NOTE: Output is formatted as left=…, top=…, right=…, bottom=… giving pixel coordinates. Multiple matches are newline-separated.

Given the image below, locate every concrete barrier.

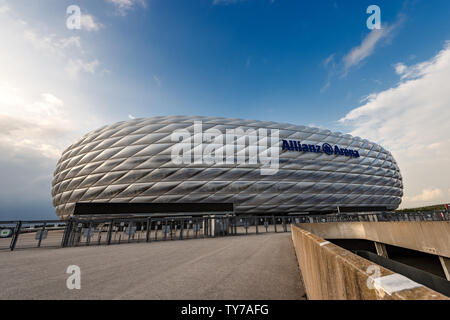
left=296, top=221, right=450, bottom=258
left=291, top=225, right=448, bottom=300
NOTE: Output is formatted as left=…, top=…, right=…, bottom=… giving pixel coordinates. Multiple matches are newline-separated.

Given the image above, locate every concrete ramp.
left=291, top=224, right=448, bottom=300
left=296, top=221, right=450, bottom=258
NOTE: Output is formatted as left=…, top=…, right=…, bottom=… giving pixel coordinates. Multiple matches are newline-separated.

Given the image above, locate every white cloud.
left=394, top=55, right=443, bottom=81
left=323, top=53, right=335, bottom=68
left=343, top=29, right=387, bottom=72
left=340, top=41, right=450, bottom=208
left=0, top=4, right=9, bottom=13
left=81, top=14, right=103, bottom=32
left=59, top=36, right=82, bottom=49
left=0, top=87, right=71, bottom=211
left=0, top=5, right=106, bottom=217
left=106, top=0, right=146, bottom=15
left=321, top=54, right=336, bottom=92
left=394, top=62, right=407, bottom=75
left=66, top=59, right=100, bottom=79
left=24, top=31, right=81, bottom=56
left=0, top=84, right=72, bottom=159
left=22, top=27, right=100, bottom=79
left=408, top=188, right=442, bottom=202
left=342, top=18, right=403, bottom=76
left=322, top=18, right=402, bottom=91
left=21, top=26, right=99, bottom=78
left=153, top=75, right=161, bottom=87
left=322, top=15, right=405, bottom=86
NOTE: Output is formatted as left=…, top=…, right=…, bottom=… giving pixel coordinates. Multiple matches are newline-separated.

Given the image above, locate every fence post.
left=107, top=219, right=114, bottom=245
left=127, top=222, right=132, bottom=243
left=273, top=215, right=277, bottom=233
left=10, top=221, right=22, bottom=251
left=97, top=223, right=104, bottom=245
left=180, top=219, right=184, bottom=240
left=86, top=221, right=93, bottom=246
left=61, top=219, right=73, bottom=247
left=146, top=218, right=151, bottom=242
left=209, top=217, right=212, bottom=238
left=164, top=219, right=168, bottom=241
left=71, top=222, right=78, bottom=246
left=255, top=217, right=258, bottom=234
left=37, top=222, right=47, bottom=248
left=230, top=217, right=233, bottom=235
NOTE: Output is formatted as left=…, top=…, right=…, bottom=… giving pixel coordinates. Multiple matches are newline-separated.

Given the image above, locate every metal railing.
left=60, top=215, right=299, bottom=248
left=0, top=220, right=68, bottom=251
left=307, top=210, right=450, bottom=223
left=1, top=210, right=448, bottom=251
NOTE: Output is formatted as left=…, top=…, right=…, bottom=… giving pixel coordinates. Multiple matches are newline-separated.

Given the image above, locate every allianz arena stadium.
left=51, top=116, right=403, bottom=219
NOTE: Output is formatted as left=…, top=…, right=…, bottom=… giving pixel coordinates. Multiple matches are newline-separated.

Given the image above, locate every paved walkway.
left=0, top=233, right=305, bottom=299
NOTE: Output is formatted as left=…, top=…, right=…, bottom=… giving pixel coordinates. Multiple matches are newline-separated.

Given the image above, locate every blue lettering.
left=334, top=145, right=341, bottom=155
left=289, top=140, right=295, bottom=151
left=282, top=140, right=361, bottom=159
left=282, top=140, right=290, bottom=151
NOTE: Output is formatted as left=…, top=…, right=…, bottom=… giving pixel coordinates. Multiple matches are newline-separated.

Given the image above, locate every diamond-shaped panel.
left=52, top=116, right=403, bottom=219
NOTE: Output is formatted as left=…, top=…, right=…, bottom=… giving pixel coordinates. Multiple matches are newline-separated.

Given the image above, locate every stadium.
left=51, top=116, right=403, bottom=219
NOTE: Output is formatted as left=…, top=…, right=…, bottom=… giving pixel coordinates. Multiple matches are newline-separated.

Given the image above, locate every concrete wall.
left=291, top=225, right=448, bottom=300
left=296, top=221, right=450, bottom=258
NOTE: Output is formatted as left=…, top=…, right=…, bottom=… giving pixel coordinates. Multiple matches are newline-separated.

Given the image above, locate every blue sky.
left=0, top=0, right=449, bottom=219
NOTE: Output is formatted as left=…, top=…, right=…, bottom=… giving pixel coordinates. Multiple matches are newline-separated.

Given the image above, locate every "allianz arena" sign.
left=281, top=140, right=361, bottom=158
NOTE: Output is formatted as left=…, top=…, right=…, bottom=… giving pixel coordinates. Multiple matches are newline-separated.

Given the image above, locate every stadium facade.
left=52, top=116, right=403, bottom=219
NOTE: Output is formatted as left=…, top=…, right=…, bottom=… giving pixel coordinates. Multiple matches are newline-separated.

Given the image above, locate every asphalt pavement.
left=0, top=232, right=305, bottom=300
